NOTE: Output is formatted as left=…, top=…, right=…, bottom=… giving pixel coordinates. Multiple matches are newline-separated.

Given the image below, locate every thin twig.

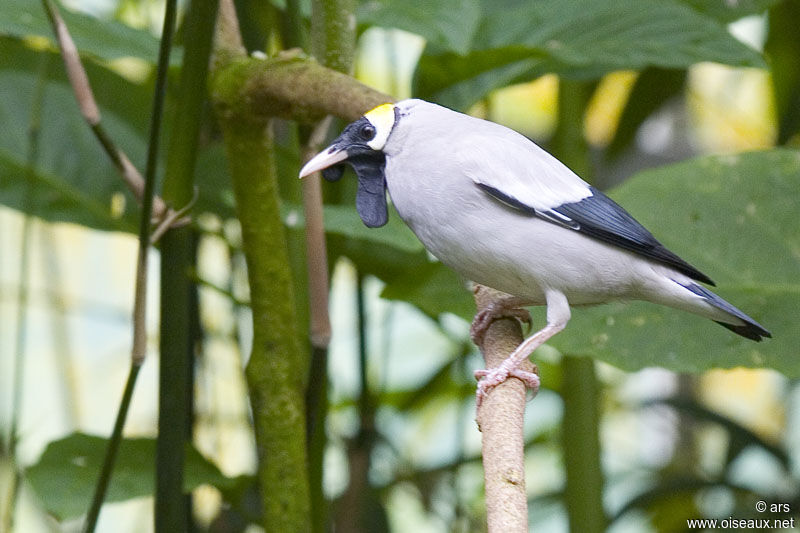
left=41, top=0, right=188, bottom=229
left=473, top=285, right=535, bottom=533
left=131, top=0, right=178, bottom=364
left=150, top=187, right=199, bottom=244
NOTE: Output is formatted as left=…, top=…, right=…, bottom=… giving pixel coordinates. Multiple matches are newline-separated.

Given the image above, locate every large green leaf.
left=554, top=149, right=800, bottom=375
left=25, top=432, right=239, bottom=520
left=679, top=0, right=781, bottom=22
left=0, top=43, right=147, bottom=232
left=357, top=0, right=482, bottom=55
left=0, top=39, right=233, bottom=231
left=1, top=0, right=162, bottom=62
left=415, top=0, right=766, bottom=110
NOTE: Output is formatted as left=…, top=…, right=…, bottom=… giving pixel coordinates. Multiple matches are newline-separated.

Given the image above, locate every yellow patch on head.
left=364, top=103, right=396, bottom=150
left=365, top=103, right=395, bottom=122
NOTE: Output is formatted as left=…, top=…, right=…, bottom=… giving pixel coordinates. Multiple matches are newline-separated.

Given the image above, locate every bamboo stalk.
left=155, top=0, right=219, bottom=530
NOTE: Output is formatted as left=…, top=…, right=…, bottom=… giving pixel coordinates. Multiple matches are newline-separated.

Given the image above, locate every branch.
left=41, top=0, right=187, bottom=228
left=212, top=53, right=392, bottom=124
left=473, top=285, right=534, bottom=533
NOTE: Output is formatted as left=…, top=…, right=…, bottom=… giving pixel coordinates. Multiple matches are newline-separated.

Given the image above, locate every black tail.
left=683, top=283, right=771, bottom=342
left=714, top=320, right=771, bottom=342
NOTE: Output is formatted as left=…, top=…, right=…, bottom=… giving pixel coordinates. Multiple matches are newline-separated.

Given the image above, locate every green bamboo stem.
left=83, top=364, right=142, bottom=533
left=84, top=0, right=178, bottom=529
left=552, top=79, right=606, bottom=533
left=156, top=0, right=219, bottom=530
left=560, top=357, right=605, bottom=533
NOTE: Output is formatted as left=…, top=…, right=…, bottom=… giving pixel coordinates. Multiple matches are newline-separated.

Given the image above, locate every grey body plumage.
left=300, top=98, right=770, bottom=404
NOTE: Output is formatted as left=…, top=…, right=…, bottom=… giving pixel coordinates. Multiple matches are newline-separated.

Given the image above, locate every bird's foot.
left=470, top=305, right=532, bottom=346
left=474, top=360, right=540, bottom=409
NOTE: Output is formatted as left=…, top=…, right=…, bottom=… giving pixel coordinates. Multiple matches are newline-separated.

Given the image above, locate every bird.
left=299, top=99, right=771, bottom=407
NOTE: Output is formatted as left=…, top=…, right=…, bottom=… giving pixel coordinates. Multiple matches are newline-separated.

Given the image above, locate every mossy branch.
left=212, top=54, right=391, bottom=124
left=218, top=118, right=311, bottom=532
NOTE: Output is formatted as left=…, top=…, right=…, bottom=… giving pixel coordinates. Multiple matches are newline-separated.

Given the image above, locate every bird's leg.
left=474, top=291, right=570, bottom=408
left=469, top=292, right=532, bottom=346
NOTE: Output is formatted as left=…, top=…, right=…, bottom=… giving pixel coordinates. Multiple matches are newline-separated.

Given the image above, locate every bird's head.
left=299, top=103, right=399, bottom=228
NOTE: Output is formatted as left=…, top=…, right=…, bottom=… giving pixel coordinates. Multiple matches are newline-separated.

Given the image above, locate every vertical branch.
left=552, top=78, right=606, bottom=533
left=213, top=3, right=312, bottom=531
left=474, top=286, right=531, bottom=533
left=302, top=122, right=334, bottom=533
left=219, top=116, right=311, bottom=533
left=156, top=0, right=219, bottom=531
left=311, top=0, right=356, bottom=74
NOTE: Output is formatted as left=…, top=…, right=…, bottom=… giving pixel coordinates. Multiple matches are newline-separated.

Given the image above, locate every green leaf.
left=0, top=43, right=148, bottom=232
left=679, top=0, right=781, bottom=22
left=416, top=0, right=765, bottom=110
left=1, top=0, right=162, bottom=62
left=25, top=433, right=239, bottom=520
left=1, top=38, right=153, bottom=134
left=357, top=0, right=482, bottom=55
left=0, top=39, right=235, bottom=230
left=552, top=149, right=800, bottom=376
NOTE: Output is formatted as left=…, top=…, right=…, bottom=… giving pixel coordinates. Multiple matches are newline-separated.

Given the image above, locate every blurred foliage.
left=25, top=433, right=242, bottom=521
left=1, top=0, right=799, bottom=531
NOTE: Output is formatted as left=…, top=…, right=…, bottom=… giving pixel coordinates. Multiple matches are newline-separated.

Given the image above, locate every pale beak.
left=299, top=145, right=349, bottom=178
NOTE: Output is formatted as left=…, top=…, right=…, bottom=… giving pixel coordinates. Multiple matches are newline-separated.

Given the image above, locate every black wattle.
left=349, top=151, right=389, bottom=228
left=355, top=169, right=388, bottom=228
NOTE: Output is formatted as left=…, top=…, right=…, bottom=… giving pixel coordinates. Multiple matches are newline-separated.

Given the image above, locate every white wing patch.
left=461, top=130, right=592, bottom=212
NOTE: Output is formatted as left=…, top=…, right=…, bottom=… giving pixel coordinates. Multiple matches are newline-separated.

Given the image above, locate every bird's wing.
left=463, top=136, right=714, bottom=285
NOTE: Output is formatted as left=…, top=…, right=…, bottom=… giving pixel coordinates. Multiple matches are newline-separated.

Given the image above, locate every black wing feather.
left=477, top=183, right=714, bottom=285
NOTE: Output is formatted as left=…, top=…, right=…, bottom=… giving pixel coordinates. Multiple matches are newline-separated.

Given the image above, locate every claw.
left=474, top=362, right=540, bottom=409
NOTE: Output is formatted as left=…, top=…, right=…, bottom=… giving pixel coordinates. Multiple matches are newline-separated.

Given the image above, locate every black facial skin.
left=325, top=117, right=389, bottom=228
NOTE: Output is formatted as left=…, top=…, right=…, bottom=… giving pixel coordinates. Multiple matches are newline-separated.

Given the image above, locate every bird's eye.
left=360, top=123, right=376, bottom=140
